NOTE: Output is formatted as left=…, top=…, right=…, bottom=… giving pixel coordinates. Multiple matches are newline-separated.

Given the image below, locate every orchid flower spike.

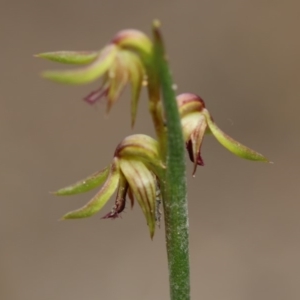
left=177, top=93, right=270, bottom=176
left=36, top=30, right=153, bottom=127
left=54, top=134, right=164, bottom=239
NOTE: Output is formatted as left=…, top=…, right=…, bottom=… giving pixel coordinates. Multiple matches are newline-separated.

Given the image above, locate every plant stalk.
left=146, top=59, right=167, bottom=157
left=152, top=21, right=190, bottom=300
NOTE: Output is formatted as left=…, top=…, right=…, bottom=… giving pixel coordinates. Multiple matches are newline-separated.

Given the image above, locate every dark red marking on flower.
left=177, top=93, right=205, bottom=108
left=114, top=142, right=157, bottom=159
left=130, top=164, right=154, bottom=218
left=102, top=211, right=121, bottom=219
left=83, top=86, right=108, bottom=105
left=127, top=187, right=135, bottom=209
left=186, top=140, right=204, bottom=166
left=102, top=195, right=126, bottom=219
left=111, top=29, right=146, bottom=45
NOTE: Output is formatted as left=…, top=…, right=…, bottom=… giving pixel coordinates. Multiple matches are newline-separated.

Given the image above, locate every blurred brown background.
left=1, top=0, right=299, bottom=299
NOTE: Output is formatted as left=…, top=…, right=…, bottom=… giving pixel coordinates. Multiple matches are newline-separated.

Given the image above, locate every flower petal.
left=83, top=80, right=109, bottom=105
left=186, top=140, right=204, bottom=167
left=35, top=51, right=99, bottom=65
left=106, top=55, right=128, bottom=113
left=119, top=159, right=156, bottom=238
left=203, top=110, right=269, bottom=162
left=127, top=187, right=135, bottom=209
left=102, top=171, right=128, bottom=219
left=190, top=115, right=207, bottom=175
left=121, top=51, right=145, bottom=128
left=62, top=159, right=120, bottom=219
left=42, top=44, right=117, bottom=85
left=181, top=112, right=202, bottom=142
left=54, top=166, right=109, bottom=196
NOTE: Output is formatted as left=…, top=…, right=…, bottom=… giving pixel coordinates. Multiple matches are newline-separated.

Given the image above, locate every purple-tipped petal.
left=83, top=83, right=109, bottom=105
left=186, top=140, right=204, bottom=166
left=190, top=116, right=207, bottom=175
left=102, top=172, right=128, bottom=219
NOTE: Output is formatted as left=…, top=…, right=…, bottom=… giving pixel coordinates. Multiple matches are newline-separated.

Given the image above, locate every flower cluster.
left=38, top=28, right=269, bottom=239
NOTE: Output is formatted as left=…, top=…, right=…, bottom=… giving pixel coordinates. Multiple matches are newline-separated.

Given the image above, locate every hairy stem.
left=152, top=21, right=190, bottom=300
left=146, top=60, right=167, bottom=157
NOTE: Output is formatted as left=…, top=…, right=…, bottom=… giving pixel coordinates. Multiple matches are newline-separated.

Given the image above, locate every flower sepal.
left=62, top=158, right=120, bottom=219
left=54, top=166, right=109, bottom=196
left=40, top=45, right=118, bottom=85
left=202, top=109, right=270, bottom=162
left=35, top=51, right=99, bottom=65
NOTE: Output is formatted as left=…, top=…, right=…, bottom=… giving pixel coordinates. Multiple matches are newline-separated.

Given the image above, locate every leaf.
left=41, top=44, right=117, bottom=85
left=54, top=166, right=109, bottom=196
left=62, top=160, right=120, bottom=219
left=35, top=51, right=99, bottom=65
left=204, top=110, right=269, bottom=162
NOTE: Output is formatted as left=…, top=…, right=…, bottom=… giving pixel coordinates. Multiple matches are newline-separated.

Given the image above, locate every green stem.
left=152, top=21, right=190, bottom=300
left=146, top=60, right=167, bottom=157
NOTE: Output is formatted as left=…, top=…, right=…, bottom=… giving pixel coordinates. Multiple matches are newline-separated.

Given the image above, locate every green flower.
left=36, top=30, right=153, bottom=127
left=55, top=134, right=164, bottom=238
left=177, top=93, right=270, bottom=175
